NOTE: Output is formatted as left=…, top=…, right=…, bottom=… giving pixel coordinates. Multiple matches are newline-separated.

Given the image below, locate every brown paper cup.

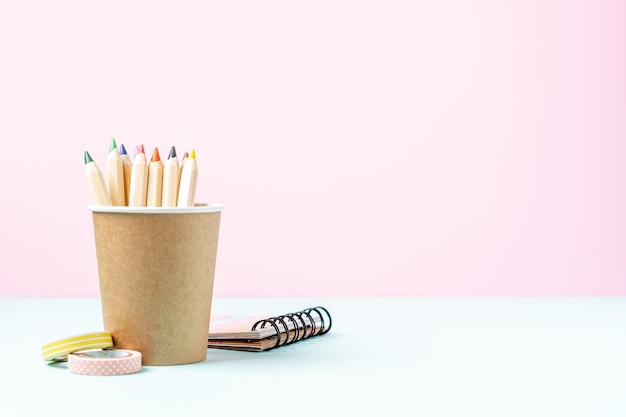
left=89, top=203, right=225, bottom=365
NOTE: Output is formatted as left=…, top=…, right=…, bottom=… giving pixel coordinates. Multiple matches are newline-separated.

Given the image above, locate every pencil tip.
left=151, top=147, right=161, bottom=162
left=119, top=144, right=127, bottom=155
left=109, top=138, right=117, bottom=152
left=138, top=144, right=145, bottom=154
left=84, top=151, right=93, bottom=164
left=168, top=146, right=177, bottom=159
left=183, top=152, right=189, bottom=159
left=190, top=149, right=196, bottom=159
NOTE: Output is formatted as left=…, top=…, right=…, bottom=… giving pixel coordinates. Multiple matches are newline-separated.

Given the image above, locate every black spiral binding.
left=250, top=306, right=332, bottom=351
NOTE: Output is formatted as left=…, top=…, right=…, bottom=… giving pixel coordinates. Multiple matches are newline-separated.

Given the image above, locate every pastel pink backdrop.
left=1, top=1, right=625, bottom=297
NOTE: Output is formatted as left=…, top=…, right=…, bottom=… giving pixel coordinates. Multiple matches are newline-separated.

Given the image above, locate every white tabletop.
left=1, top=297, right=625, bottom=416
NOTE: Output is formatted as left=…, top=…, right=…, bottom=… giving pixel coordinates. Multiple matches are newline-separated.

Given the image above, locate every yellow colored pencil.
left=84, top=151, right=112, bottom=206
left=106, top=138, right=125, bottom=206
left=119, top=144, right=132, bottom=206
left=177, top=149, right=198, bottom=207
left=128, top=144, right=149, bottom=206
left=161, top=146, right=179, bottom=207
left=146, top=147, right=164, bottom=207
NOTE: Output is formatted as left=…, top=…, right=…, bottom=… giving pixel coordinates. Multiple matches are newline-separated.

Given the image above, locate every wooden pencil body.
left=177, top=158, right=198, bottom=207
left=146, top=159, right=164, bottom=207
left=162, top=157, right=180, bottom=207
left=86, top=162, right=112, bottom=206
left=129, top=153, right=148, bottom=206
left=120, top=154, right=132, bottom=206
left=107, top=150, right=125, bottom=206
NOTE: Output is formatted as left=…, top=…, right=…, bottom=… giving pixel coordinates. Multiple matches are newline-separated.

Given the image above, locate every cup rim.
left=88, top=203, right=225, bottom=214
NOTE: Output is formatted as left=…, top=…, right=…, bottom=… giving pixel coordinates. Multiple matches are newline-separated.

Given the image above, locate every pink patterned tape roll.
left=68, top=349, right=142, bottom=376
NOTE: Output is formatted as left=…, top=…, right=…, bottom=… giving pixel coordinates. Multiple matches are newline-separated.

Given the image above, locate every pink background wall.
left=1, top=1, right=625, bottom=297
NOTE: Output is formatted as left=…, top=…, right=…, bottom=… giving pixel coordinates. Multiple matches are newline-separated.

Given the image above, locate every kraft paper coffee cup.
left=89, top=203, right=225, bottom=365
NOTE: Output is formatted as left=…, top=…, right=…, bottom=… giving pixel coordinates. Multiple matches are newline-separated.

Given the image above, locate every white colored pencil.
left=178, top=151, right=188, bottom=192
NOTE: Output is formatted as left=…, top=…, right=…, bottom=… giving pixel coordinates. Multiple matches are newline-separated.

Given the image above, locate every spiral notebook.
left=207, top=306, right=332, bottom=352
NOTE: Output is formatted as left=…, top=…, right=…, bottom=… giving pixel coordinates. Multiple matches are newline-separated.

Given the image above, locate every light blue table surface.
left=1, top=297, right=624, bottom=416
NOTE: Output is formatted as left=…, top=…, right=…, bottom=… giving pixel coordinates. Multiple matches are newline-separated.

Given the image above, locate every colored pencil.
left=128, top=144, right=149, bottom=206
left=178, top=151, right=188, bottom=191
left=177, top=149, right=198, bottom=207
left=161, top=146, right=180, bottom=207
left=119, top=144, right=132, bottom=206
left=106, top=138, right=125, bottom=206
left=84, top=151, right=112, bottom=206
left=146, top=147, right=164, bottom=207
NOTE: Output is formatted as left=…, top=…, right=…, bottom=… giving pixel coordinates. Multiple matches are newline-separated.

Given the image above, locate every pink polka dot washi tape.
left=68, top=349, right=142, bottom=376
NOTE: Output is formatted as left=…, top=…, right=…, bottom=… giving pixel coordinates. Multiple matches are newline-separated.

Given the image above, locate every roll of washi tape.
left=68, top=349, right=142, bottom=376
left=41, top=332, right=113, bottom=362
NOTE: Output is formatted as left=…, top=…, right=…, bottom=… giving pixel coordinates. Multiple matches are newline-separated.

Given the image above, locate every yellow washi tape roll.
left=68, top=349, right=142, bottom=376
left=41, top=332, right=113, bottom=362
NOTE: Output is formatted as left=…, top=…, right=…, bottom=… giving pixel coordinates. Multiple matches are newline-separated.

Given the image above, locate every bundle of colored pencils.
left=85, top=139, right=198, bottom=207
